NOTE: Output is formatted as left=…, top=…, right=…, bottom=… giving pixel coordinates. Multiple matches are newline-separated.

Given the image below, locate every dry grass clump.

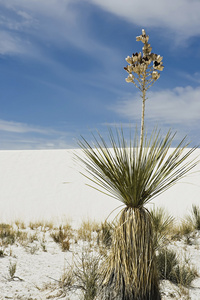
left=50, top=224, right=73, bottom=251
left=150, top=207, right=174, bottom=248
left=15, top=220, right=26, bottom=230
left=15, top=230, right=28, bottom=246
left=0, top=223, right=16, bottom=246
left=28, top=231, right=39, bottom=243
left=97, top=221, right=113, bottom=248
left=29, top=220, right=55, bottom=232
left=77, top=220, right=100, bottom=242
left=60, top=249, right=101, bottom=300
left=156, top=248, right=198, bottom=287
left=8, top=260, right=17, bottom=280
left=170, top=206, right=200, bottom=243
left=187, top=205, right=200, bottom=231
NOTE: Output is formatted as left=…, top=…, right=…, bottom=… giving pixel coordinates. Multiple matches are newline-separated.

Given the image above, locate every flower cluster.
left=124, top=29, right=164, bottom=86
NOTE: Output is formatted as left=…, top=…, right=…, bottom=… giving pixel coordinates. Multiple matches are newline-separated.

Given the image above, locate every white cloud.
left=0, top=31, right=27, bottom=55
left=0, top=0, right=199, bottom=59
left=0, top=119, right=76, bottom=149
left=0, top=119, right=65, bottom=135
left=0, top=0, right=77, bottom=50
left=0, top=0, right=119, bottom=69
left=86, top=0, right=200, bottom=40
left=113, top=86, right=200, bottom=125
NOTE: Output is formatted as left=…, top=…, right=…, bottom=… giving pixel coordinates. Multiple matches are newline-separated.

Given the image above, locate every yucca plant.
left=77, top=29, right=198, bottom=300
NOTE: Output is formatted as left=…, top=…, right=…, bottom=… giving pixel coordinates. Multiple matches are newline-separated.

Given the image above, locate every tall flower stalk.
left=124, top=29, right=164, bottom=150
left=77, top=29, right=197, bottom=300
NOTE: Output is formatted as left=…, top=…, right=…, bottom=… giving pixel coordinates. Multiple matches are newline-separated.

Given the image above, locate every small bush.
left=150, top=207, right=174, bottom=248
left=97, top=221, right=113, bottom=247
left=171, top=220, right=194, bottom=241
left=51, top=225, right=72, bottom=251
left=189, top=205, right=200, bottom=230
left=77, top=220, right=100, bottom=242
left=170, top=264, right=198, bottom=287
left=61, top=240, right=70, bottom=251
left=60, top=264, right=75, bottom=293
left=8, top=260, right=17, bottom=279
left=0, top=248, right=5, bottom=257
left=156, top=248, right=178, bottom=280
left=0, top=223, right=16, bottom=246
left=73, top=251, right=100, bottom=300
left=15, top=220, right=26, bottom=229
left=26, top=244, right=39, bottom=255
left=28, top=232, right=39, bottom=243
left=180, top=221, right=194, bottom=236
left=156, top=248, right=198, bottom=288
left=16, top=230, right=28, bottom=245
left=59, top=249, right=101, bottom=299
left=29, top=221, right=45, bottom=230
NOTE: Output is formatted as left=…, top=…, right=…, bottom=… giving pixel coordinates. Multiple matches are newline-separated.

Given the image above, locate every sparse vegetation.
left=50, top=224, right=72, bottom=251
left=156, top=247, right=198, bottom=288
left=97, top=221, right=113, bottom=248
left=187, top=205, right=200, bottom=230
left=77, top=220, right=100, bottom=242
left=0, top=213, right=199, bottom=299
left=8, top=260, right=17, bottom=280
left=60, top=249, right=101, bottom=300
left=150, top=207, right=174, bottom=248
left=0, top=223, right=16, bottom=246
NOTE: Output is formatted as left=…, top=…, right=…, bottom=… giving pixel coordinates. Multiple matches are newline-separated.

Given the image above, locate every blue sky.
left=0, top=0, right=200, bottom=149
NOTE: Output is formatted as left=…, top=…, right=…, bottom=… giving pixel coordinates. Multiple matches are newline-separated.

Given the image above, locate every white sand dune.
left=0, top=149, right=199, bottom=225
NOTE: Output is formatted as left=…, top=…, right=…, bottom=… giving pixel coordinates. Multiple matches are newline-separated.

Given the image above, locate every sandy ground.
left=0, top=224, right=200, bottom=299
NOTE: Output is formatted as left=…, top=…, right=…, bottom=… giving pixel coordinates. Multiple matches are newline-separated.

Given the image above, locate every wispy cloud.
left=0, top=119, right=65, bottom=135
left=0, top=30, right=28, bottom=55
left=0, top=0, right=121, bottom=87
left=0, top=119, right=76, bottom=149
left=87, top=0, right=200, bottom=40
left=112, top=86, right=200, bottom=125
left=0, top=0, right=115, bottom=57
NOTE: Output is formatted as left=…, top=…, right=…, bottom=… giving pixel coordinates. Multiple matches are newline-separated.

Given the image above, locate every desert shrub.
left=8, top=260, right=17, bottom=280
left=97, top=221, right=113, bottom=248
left=171, top=220, right=194, bottom=241
left=156, top=248, right=178, bottom=280
left=43, top=221, right=54, bottom=231
left=77, top=220, right=100, bottom=242
left=61, top=240, right=70, bottom=251
left=170, top=264, right=198, bottom=287
left=51, top=225, right=72, bottom=251
left=156, top=248, right=198, bottom=288
left=0, top=248, right=5, bottom=257
left=188, top=205, right=200, bottom=230
left=16, top=230, right=28, bottom=245
left=180, top=221, right=194, bottom=236
left=15, top=220, right=26, bottom=229
left=29, top=221, right=45, bottom=230
left=60, top=264, right=75, bottom=294
left=59, top=250, right=101, bottom=300
left=73, top=250, right=100, bottom=300
left=26, top=244, right=39, bottom=255
left=51, top=226, right=68, bottom=243
left=0, top=223, right=16, bottom=246
left=28, top=232, right=39, bottom=243
left=150, top=207, right=174, bottom=248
